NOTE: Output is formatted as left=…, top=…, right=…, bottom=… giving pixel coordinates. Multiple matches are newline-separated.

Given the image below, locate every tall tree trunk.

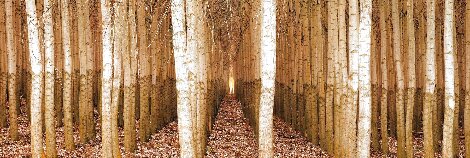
left=405, top=0, right=416, bottom=156
left=124, top=0, right=137, bottom=152
left=335, top=0, right=346, bottom=156
left=465, top=0, right=470, bottom=156
left=0, top=0, right=7, bottom=128
left=442, top=0, right=456, bottom=156
left=100, top=0, right=113, bottom=156
left=357, top=0, right=372, bottom=157
left=26, top=0, right=44, bottom=156
left=326, top=0, right=337, bottom=153
left=258, top=0, right=276, bottom=157
left=5, top=0, right=18, bottom=141
left=347, top=0, right=359, bottom=156
left=391, top=0, right=406, bottom=156
left=379, top=0, right=389, bottom=153
left=171, top=0, right=195, bottom=156
left=60, top=0, right=75, bottom=151
left=137, top=0, right=150, bottom=142
left=44, top=0, right=57, bottom=156
left=424, top=0, right=436, bottom=157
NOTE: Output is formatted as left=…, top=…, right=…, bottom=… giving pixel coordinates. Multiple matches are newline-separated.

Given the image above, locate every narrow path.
left=206, top=96, right=329, bottom=158
left=206, top=96, right=258, bottom=157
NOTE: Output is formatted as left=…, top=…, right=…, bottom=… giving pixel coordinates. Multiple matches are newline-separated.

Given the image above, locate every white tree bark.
left=424, top=0, right=436, bottom=157
left=348, top=0, right=359, bottom=156
left=100, top=0, right=113, bottom=157
left=259, top=0, right=276, bottom=157
left=442, top=0, right=456, bottom=156
left=44, top=0, right=57, bottom=156
left=357, top=0, right=372, bottom=157
left=25, top=0, right=44, bottom=156
left=171, top=0, right=195, bottom=157
left=61, top=0, right=75, bottom=151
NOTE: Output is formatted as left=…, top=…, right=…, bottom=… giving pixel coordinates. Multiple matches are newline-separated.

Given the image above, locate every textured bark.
left=0, top=0, right=6, bottom=128
left=424, top=0, right=436, bottom=157
left=357, top=0, right=372, bottom=157
left=442, top=0, right=456, bottom=156
left=326, top=0, right=337, bottom=153
left=78, top=0, right=93, bottom=143
left=347, top=0, right=360, bottom=156
left=100, top=0, right=113, bottom=157
left=60, top=0, right=75, bottom=151
left=335, top=0, right=346, bottom=156
left=26, top=0, right=44, bottom=156
left=5, top=0, right=18, bottom=141
left=124, top=0, right=137, bottom=152
left=379, top=0, right=389, bottom=153
left=466, top=0, right=470, bottom=156
left=405, top=0, right=416, bottom=156
left=44, top=0, right=57, bottom=156
left=391, top=0, right=406, bottom=156
left=137, top=0, right=150, bottom=142
left=258, top=1, right=276, bottom=157
left=171, top=0, right=195, bottom=156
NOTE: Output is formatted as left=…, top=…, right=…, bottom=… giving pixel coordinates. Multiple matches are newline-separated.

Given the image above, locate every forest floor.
left=0, top=97, right=465, bottom=157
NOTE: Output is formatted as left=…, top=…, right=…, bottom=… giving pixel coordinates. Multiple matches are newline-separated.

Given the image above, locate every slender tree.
left=379, top=0, right=389, bottom=153
left=391, top=0, right=406, bottom=156
left=44, top=0, right=57, bottom=156
left=5, top=0, right=18, bottom=141
left=124, top=0, right=137, bottom=152
left=258, top=0, right=276, bottom=157
left=100, top=0, right=113, bottom=156
left=61, top=0, right=75, bottom=151
left=424, top=0, right=436, bottom=157
left=26, top=0, right=44, bottom=156
left=405, top=0, right=416, bottom=156
left=442, top=0, right=456, bottom=156
left=171, top=0, right=195, bottom=156
left=347, top=0, right=359, bottom=156
left=0, top=0, right=7, bottom=128
left=466, top=0, right=470, bottom=156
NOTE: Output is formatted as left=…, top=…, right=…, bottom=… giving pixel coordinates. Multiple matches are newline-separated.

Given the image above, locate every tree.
left=347, top=0, right=359, bottom=156
left=44, top=0, right=57, bottom=156
left=258, top=0, right=276, bottom=157
left=137, top=0, right=150, bottom=142
left=25, top=0, right=44, bottom=156
left=405, top=0, right=416, bottom=156
left=78, top=0, right=94, bottom=143
left=5, top=0, right=18, bottom=141
left=424, top=0, right=436, bottom=157
left=357, top=0, right=372, bottom=157
left=326, top=0, right=338, bottom=153
left=0, top=0, right=7, bottom=128
left=100, top=0, right=113, bottom=156
left=442, top=0, right=456, bottom=156
left=465, top=0, right=470, bottom=156
left=123, top=0, right=137, bottom=152
left=379, top=0, right=389, bottom=153
left=61, top=0, right=75, bottom=151
left=391, top=0, right=406, bottom=156
left=171, top=0, right=195, bottom=156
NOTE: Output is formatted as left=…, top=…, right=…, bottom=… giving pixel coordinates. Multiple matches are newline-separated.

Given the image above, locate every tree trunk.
left=44, top=0, right=57, bottom=156
left=258, top=1, right=276, bottom=157
left=465, top=0, right=470, bottom=156
left=124, top=0, right=137, bottom=152
left=60, top=0, right=75, bottom=151
left=424, top=0, right=436, bottom=157
left=25, top=0, right=44, bottom=156
left=137, top=0, right=150, bottom=142
left=442, top=0, right=456, bottom=156
left=6, top=0, right=18, bottom=141
left=100, top=0, right=113, bottom=157
left=405, top=0, right=416, bottom=156
left=0, top=0, right=7, bottom=128
left=326, top=0, right=337, bottom=153
left=379, top=0, right=389, bottom=153
left=171, top=0, right=195, bottom=156
left=347, top=0, right=360, bottom=156
left=357, top=0, right=372, bottom=157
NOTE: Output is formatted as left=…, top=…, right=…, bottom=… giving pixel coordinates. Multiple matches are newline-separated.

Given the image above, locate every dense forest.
left=0, top=0, right=469, bottom=157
